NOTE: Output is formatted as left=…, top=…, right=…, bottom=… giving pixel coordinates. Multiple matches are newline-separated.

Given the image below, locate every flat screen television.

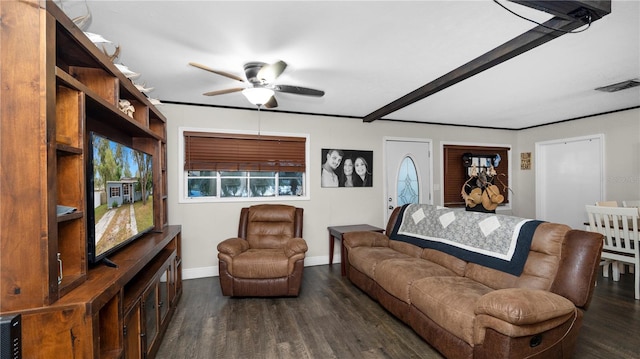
left=86, top=132, right=154, bottom=266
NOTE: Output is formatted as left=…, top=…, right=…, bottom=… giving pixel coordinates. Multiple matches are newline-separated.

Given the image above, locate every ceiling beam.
left=363, top=5, right=610, bottom=123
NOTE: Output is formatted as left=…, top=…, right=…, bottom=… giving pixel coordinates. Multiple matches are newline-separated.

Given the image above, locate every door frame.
left=383, top=137, right=433, bottom=222
left=535, top=134, right=605, bottom=226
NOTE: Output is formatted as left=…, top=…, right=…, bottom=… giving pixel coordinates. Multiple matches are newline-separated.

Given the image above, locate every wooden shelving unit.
left=0, top=1, right=179, bottom=358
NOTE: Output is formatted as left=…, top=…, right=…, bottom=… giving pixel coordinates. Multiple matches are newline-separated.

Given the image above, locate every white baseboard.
left=181, top=255, right=335, bottom=280
left=182, top=266, right=218, bottom=280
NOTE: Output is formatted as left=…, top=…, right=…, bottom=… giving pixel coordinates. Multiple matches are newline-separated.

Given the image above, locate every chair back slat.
left=586, top=205, right=639, bottom=258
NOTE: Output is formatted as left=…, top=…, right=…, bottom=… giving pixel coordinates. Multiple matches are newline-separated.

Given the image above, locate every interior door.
left=384, top=138, right=432, bottom=221
left=536, top=134, right=604, bottom=229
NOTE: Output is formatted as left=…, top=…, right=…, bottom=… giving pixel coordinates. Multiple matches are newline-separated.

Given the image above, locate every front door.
left=384, top=138, right=432, bottom=221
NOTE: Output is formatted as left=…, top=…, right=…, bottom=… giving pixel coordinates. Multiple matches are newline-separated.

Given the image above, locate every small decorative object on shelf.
left=118, top=99, right=135, bottom=117
left=102, top=44, right=120, bottom=62
left=114, top=64, right=140, bottom=79
left=84, top=31, right=111, bottom=44
left=135, top=83, right=154, bottom=93
left=56, top=205, right=77, bottom=216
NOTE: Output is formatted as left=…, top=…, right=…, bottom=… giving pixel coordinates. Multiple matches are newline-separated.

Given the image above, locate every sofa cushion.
left=410, top=276, right=494, bottom=346
left=348, top=246, right=411, bottom=279
left=232, top=249, right=290, bottom=278
left=464, top=263, right=517, bottom=290
left=420, top=248, right=467, bottom=276
left=389, top=240, right=424, bottom=257
left=375, top=258, right=458, bottom=303
left=514, top=223, right=568, bottom=290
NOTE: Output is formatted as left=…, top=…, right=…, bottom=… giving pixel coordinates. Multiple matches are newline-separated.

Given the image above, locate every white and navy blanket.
left=389, top=204, right=543, bottom=276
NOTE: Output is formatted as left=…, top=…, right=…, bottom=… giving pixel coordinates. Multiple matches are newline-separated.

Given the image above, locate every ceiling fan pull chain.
left=257, top=105, right=262, bottom=136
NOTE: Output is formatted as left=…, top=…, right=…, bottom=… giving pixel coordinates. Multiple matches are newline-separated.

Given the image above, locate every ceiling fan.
left=189, top=60, right=325, bottom=108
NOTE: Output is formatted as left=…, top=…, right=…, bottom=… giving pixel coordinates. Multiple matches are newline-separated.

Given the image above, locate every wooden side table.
left=327, top=224, right=384, bottom=276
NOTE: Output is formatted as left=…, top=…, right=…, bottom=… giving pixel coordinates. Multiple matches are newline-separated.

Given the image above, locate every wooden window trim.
left=443, top=145, right=510, bottom=207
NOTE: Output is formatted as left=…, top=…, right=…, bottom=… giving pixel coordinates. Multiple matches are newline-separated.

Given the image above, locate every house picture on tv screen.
left=90, top=133, right=154, bottom=260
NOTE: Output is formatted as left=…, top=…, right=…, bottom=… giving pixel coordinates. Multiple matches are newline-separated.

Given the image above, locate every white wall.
left=160, top=103, right=515, bottom=278
left=513, top=108, right=640, bottom=219
left=160, top=104, right=639, bottom=279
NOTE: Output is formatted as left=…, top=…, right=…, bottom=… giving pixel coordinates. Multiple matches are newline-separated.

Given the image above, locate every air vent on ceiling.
left=595, top=79, right=640, bottom=93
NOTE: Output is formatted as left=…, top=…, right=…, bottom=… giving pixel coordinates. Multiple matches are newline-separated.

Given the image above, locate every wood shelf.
left=56, top=67, right=163, bottom=141
left=1, top=2, right=176, bottom=358
left=56, top=211, right=83, bottom=223
left=57, top=144, right=83, bottom=155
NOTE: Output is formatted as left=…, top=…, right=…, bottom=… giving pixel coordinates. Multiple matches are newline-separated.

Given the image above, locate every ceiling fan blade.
left=264, top=96, right=278, bottom=109
left=189, top=62, right=245, bottom=82
left=257, top=60, right=287, bottom=83
left=274, top=84, right=324, bottom=97
left=202, top=87, right=244, bottom=96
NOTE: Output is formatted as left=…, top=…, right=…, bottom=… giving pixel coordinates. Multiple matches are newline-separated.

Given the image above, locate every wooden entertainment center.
left=0, top=1, right=181, bottom=358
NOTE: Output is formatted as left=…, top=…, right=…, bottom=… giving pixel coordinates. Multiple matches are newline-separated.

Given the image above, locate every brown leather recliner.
left=217, top=204, right=307, bottom=297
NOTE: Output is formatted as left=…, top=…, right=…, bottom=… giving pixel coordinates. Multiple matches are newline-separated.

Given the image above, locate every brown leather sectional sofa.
left=343, top=206, right=603, bottom=359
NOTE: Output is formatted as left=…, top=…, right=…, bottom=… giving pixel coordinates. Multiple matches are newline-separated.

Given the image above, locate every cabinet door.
left=142, top=283, right=158, bottom=354
left=123, top=302, right=142, bottom=359
left=158, top=264, right=170, bottom=326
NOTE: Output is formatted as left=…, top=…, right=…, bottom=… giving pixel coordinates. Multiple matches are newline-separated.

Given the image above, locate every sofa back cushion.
left=420, top=249, right=467, bottom=276
left=389, top=240, right=423, bottom=257
left=465, top=223, right=569, bottom=290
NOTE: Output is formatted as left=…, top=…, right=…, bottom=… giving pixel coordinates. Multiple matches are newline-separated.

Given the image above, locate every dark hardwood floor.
left=156, top=265, right=640, bottom=359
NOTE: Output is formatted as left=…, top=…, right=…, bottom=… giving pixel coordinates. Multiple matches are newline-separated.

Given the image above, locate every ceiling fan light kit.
left=190, top=60, right=325, bottom=109
left=242, top=87, right=275, bottom=106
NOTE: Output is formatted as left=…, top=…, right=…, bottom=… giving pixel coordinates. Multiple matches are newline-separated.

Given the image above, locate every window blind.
left=184, top=131, right=306, bottom=172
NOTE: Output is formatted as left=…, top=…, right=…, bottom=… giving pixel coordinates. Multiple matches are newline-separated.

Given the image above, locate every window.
left=181, top=129, right=309, bottom=202
left=442, top=144, right=510, bottom=207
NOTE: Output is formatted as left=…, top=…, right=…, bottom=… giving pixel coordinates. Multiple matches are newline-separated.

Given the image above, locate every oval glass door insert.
left=397, top=156, right=419, bottom=206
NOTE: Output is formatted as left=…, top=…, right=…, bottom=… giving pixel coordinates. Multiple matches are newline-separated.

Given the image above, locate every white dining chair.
left=586, top=205, right=639, bottom=300
left=594, top=201, right=621, bottom=276
left=596, top=201, right=618, bottom=207
left=622, top=201, right=640, bottom=275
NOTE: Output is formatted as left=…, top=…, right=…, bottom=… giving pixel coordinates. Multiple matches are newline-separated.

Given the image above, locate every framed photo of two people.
left=321, top=148, right=373, bottom=188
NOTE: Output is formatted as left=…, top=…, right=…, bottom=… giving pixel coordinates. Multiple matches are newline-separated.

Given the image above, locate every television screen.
left=87, top=132, right=154, bottom=265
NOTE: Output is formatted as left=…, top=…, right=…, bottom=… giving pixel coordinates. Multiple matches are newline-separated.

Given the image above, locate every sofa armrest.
left=343, top=231, right=390, bottom=249
left=550, top=229, right=603, bottom=310
left=475, top=288, right=575, bottom=325
left=217, top=237, right=249, bottom=257
left=285, top=237, right=308, bottom=257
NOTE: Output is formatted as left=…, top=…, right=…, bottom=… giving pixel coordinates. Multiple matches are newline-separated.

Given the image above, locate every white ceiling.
left=58, top=0, right=640, bottom=129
